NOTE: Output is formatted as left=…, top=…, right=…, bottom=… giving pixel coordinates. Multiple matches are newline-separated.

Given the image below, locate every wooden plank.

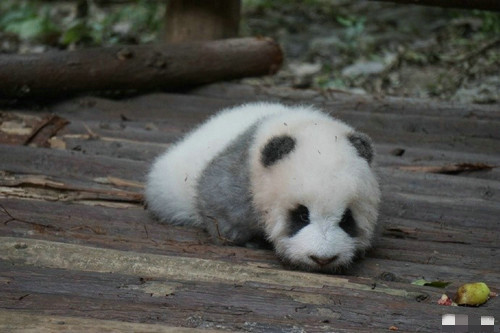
left=381, top=191, right=500, bottom=229
left=49, top=94, right=234, bottom=122
left=0, top=173, right=142, bottom=205
left=0, top=237, right=428, bottom=299
left=189, top=83, right=500, bottom=120
left=370, top=238, right=499, bottom=271
left=378, top=168, right=500, bottom=202
left=2, top=144, right=498, bottom=232
left=0, top=112, right=68, bottom=146
left=348, top=257, right=500, bottom=286
left=1, top=196, right=498, bottom=284
left=0, top=198, right=277, bottom=266
left=0, top=309, right=219, bottom=333
left=48, top=92, right=500, bottom=154
left=37, top=91, right=500, bottom=158
left=50, top=90, right=500, bottom=128
left=2, top=238, right=497, bottom=332
left=31, top=118, right=500, bottom=169
left=2, top=142, right=498, bottom=233
left=52, top=134, right=168, bottom=162
left=2, top=145, right=499, bottom=232
left=36, top=112, right=500, bottom=170
left=377, top=145, right=500, bottom=181
left=0, top=144, right=146, bottom=183
left=1, top=84, right=499, bottom=331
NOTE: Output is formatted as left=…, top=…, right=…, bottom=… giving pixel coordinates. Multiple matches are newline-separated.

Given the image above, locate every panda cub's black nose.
left=309, top=255, right=338, bottom=266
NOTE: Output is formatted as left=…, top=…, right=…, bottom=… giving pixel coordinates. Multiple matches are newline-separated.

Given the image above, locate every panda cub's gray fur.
left=145, top=102, right=381, bottom=271
left=196, top=124, right=261, bottom=245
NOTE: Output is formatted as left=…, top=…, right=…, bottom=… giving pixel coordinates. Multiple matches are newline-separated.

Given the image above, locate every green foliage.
left=60, top=20, right=89, bottom=46
left=473, top=10, right=500, bottom=34
left=0, top=0, right=165, bottom=47
left=315, top=70, right=347, bottom=90
left=0, top=1, right=59, bottom=42
left=450, top=9, right=500, bottom=36
left=336, top=14, right=365, bottom=40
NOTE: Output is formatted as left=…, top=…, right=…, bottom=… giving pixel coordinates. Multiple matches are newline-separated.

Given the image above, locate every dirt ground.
left=1, top=0, right=499, bottom=104
left=241, top=1, right=500, bottom=104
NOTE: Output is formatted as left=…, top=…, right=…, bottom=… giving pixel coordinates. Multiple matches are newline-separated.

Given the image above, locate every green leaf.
left=61, top=21, right=88, bottom=45
left=412, top=279, right=428, bottom=286
left=5, top=17, right=46, bottom=40
left=412, top=279, right=452, bottom=288
left=336, top=16, right=354, bottom=27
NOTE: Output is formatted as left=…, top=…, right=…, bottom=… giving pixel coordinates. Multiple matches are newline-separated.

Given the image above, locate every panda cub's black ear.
left=347, top=132, right=374, bottom=165
left=261, top=135, right=296, bottom=167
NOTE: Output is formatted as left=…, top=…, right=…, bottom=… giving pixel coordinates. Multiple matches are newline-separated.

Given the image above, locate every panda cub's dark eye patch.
left=338, top=209, right=358, bottom=237
left=289, top=204, right=310, bottom=236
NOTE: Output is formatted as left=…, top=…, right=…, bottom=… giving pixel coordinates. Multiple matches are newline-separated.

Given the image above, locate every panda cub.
left=145, top=103, right=380, bottom=271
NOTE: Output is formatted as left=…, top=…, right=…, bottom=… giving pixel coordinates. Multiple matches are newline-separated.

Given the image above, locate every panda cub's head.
left=250, top=109, right=380, bottom=271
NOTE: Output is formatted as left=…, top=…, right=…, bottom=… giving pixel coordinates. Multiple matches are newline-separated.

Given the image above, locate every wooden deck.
left=1, top=83, right=499, bottom=332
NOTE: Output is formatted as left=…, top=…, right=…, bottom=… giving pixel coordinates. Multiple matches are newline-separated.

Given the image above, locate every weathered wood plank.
left=53, top=91, right=500, bottom=141
left=371, top=238, right=499, bottom=271
left=381, top=191, right=500, bottom=229
left=5, top=105, right=499, bottom=176
left=378, top=167, right=500, bottom=201
left=40, top=121, right=500, bottom=171
left=188, top=83, right=500, bottom=120
left=44, top=115, right=500, bottom=170
left=3, top=142, right=498, bottom=200
left=1, top=196, right=499, bottom=285
left=0, top=144, right=146, bottom=183
left=50, top=93, right=234, bottom=122
left=0, top=237, right=429, bottom=299
left=0, top=309, right=219, bottom=333
left=0, top=290, right=420, bottom=332
left=46, top=92, right=500, bottom=156
left=2, top=144, right=498, bottom=235
left=349, top=256, right=500, bottom=285
left=0, top=198, right=278, bottom=266
left=2, top=81, right=500, bottom=333
left=1, top=238, right=497, bottom=332
left=47, top=90, right=500, bottom=141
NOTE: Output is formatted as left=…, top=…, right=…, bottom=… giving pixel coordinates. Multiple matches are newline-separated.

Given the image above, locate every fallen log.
left=0, top=37, right=282, bottom=100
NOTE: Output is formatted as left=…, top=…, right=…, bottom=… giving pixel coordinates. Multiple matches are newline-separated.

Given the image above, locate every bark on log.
left=371, top=0, right=500, bottom=11
left=164, top=0, right=241, bottom=43
left=0, top=37, right=282, bottom=100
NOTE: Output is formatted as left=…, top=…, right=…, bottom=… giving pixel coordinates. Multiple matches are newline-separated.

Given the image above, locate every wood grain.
left=0, top=83, right=498, bottom=332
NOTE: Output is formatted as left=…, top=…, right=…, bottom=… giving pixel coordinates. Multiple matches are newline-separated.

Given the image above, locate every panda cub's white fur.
left=146, top=102, right=380, bottom=271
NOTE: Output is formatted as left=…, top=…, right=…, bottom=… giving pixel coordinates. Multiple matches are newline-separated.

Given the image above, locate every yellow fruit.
left=454, top=282, right=491, bottom=306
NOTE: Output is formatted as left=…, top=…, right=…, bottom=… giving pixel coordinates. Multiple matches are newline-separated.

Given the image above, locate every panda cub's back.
left=145, top=103, right=290, bottom=225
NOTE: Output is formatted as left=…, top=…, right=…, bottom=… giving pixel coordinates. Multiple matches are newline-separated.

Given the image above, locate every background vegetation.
left=1, top=0, right=499, bottom=103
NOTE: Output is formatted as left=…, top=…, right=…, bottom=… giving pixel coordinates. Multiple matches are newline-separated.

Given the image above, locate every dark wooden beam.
left=164, top=0, right=241, bottom=43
